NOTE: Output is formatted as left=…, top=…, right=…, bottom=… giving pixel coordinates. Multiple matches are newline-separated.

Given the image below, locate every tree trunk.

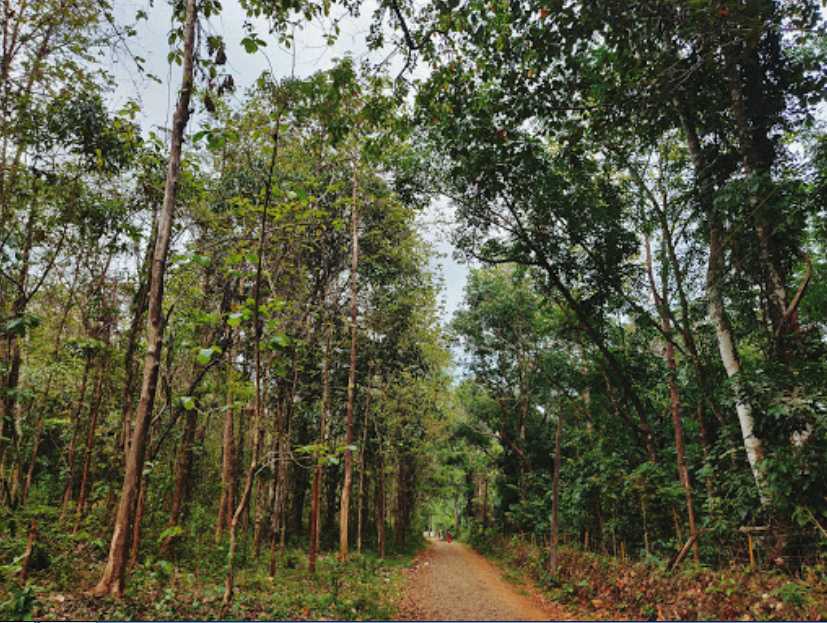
left=74, top=362, right=107, bottom=529
left=0, top=203, right=36, bottom=492
left=222, top=118, right=279, bottom=610
left=679, top=105, right=767, bottom=504
left=356, top=383, right=371, bottom=554
left=119, top=216, right=157, bottom=462
left=216, top=339, right=236, bottom=542
left=707, top=221, right=767, bottom=501
left=128, top=477, right=147, bottom=569
left=549, top=412, right=562, bottom=573
left=160, top=402, right=197, bottom=557
left=309, top=319, right=331, bottom=574
left=60, top=356, right=92, bottom=519
left=268, top=401, right=289, bottom=576
left=22, top=255, right=82, bottom=505
left=645, top=236, right=700, bottom=562
left=90, top=0, right=197, bottom=597
left=376, top=447, right=385, bottom=559
left=339, top=163, right=359, bottom=560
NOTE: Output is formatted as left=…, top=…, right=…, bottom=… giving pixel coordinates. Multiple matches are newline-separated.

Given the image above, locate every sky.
left=108, top=0, right=470, bottom=325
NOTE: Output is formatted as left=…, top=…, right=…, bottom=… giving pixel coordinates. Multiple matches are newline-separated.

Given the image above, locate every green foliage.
left=0, top=584, right=38, bottom=621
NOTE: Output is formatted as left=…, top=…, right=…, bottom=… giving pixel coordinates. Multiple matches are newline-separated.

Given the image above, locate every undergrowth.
left=467, top=529, right=827, bottom=620
left=0, top=505, right=419, bottom=621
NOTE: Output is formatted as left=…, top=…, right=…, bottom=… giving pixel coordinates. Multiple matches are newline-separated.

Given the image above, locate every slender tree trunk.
left=645, top=237, right=700, bottom=561
left=216, top=339, right=236, bottom=542
left=222, top=410, right=260, bottom=609
left=356, top=384, right=371, bottom=554
left=339, top=163, right=359, bottom=560
left=119, top=216, right=156, bottom=462
left=22, top=255, right=82, bottom=505
left=482, top=478, right=488, bottom=530
left=222, top=119, right=279, bottom=611
left=90, top=0, right=197, bottom=596
left=74, top=362, right=107, bottom=529
left=549, top=412, right=562, bottom=573
left=0, top=202, right=36, bottom=491
left=309, top=320, right=332, bottom=574
left=60, top=356, right=92, bottom=519
left=268, top=399, right=288, bottom=576
left=707, top=221, right=767, bottom=501
left=376, top=446, right=385, bottom=559
left=160, top=402, right=197, bottom=557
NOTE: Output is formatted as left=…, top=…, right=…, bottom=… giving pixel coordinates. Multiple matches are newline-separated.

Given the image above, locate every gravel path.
left=399, top=540, right=569, bottom=621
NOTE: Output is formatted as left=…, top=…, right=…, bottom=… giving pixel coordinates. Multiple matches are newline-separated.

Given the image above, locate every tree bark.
left=90, top=0, right=197, bottom=597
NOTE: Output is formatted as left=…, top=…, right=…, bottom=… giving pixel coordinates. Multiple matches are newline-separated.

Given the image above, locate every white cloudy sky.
left=107, top=0, right=469, bottom=324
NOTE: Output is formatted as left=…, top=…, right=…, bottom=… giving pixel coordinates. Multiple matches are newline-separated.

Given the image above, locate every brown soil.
left=399, top=540, right=571, bottom=621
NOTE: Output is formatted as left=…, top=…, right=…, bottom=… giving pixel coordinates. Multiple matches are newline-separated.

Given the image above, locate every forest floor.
left=469, top=533, right=827, bottom=620
left=398, top=539, right=573, bottom=620
left=0, top=511, right=415, bottom=621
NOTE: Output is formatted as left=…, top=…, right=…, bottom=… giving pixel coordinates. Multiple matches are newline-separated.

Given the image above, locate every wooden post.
left=747, top=533, right=755, bottom=570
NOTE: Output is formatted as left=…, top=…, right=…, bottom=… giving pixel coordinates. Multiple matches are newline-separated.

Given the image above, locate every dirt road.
left=399, top=540, right=569, bottom=620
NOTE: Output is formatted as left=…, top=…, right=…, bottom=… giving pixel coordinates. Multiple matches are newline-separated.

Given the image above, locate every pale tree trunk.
left=679, top=105, right=767, bottom=504
left=339, top=161, right=359, bottom=560
left=90, top=0, right=197, bottom=597
left=707, top=222, right=767, bottom=501
left=253, top=367, right=276, bottom=560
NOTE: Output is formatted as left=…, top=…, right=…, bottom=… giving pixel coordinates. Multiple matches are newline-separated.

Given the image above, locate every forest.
left=1, top=0, right=826, bottom=620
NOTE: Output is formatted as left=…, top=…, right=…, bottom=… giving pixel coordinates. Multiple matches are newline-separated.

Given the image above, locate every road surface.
left=399, top=540, right=569, bottom=620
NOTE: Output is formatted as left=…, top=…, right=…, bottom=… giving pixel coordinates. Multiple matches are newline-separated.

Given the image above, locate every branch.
left=775, top=255, right=812, bottom=338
